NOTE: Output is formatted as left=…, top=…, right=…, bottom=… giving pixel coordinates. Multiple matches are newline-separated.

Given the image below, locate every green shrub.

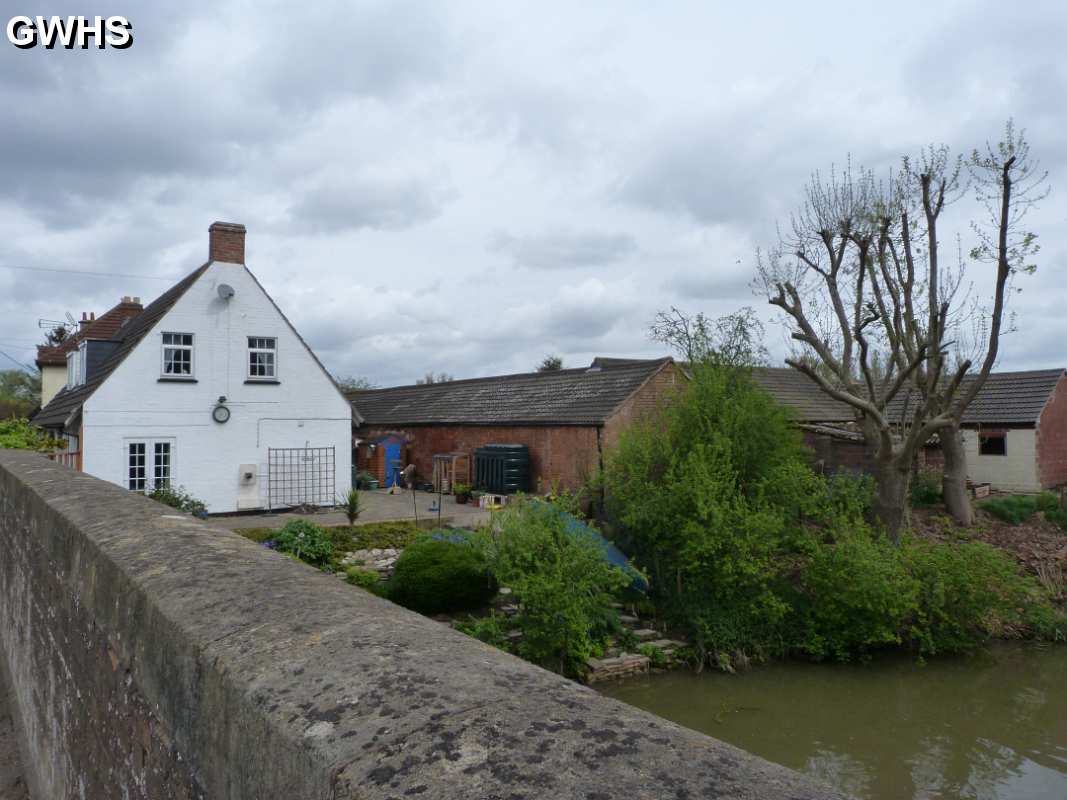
left=1036, top=491, right=1061, bottom=513
left=354, top=471, right=377, bottom=489
left=902, top=540, right=1054, bottom=654
left=0, top=418, right=62, bottom=451
left=147, top=484, right=207, bottom=516
left=980, top=495, right=1037, bottom=524
left=474, top=499, right=629, bottom=677
left=910, top=468, right=943, bottom=507
left=271, top=519, right=334, bottom=567
left=1043, top=508, right=1067, bottom=530
left=455, top=612, right=514, bottom=650
left=388, top=535, right=496, bottom=615
left=798, top=528, right=918, bottom=659
left=345, top=566, right=387, bottom=596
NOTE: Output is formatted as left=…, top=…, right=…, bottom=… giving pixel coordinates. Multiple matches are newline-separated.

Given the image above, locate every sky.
left=0, top=0, right=1064, bottom=387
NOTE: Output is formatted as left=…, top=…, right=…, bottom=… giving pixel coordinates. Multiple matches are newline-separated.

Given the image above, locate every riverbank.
left=601, top=640, right=1067, bottom=800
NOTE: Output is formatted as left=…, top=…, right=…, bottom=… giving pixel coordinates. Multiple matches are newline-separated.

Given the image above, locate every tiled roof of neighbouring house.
left=35, top=299, right=145, bottom=367
left=887, top=368, right=1065, bottom=426
left=347, top=358, right=676, bottom=427
left=33, top=265, right=210, bottom=429
left=750, top=367, right=856, bottom=423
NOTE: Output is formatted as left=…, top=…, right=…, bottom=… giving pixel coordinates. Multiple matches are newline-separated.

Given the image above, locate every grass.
left=978, top=492, right=1067, bottom=528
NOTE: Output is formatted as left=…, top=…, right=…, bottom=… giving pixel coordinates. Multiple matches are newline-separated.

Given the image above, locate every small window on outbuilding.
left=979, top=432, right=1007, bottom=456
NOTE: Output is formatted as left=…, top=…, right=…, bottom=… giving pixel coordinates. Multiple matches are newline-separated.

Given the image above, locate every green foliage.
left=388, top=535, right=496, bottom=615
left=638, top=643, right=669, bottom=668
left=980, top=494, right=1039, bottom=524
left=1043, top=508, right=1067, bottom=530
left=336, top=488, right=363, bottom=525
left=0, top=418, right=62, bottom=450
left=602, top=363, right=1063, bottom=668
left=1036, top=491, right=1060, bottom=513
left=452, top=482, right=472, bottom=496
left=344, top=566, right=387, bottom=596
left=454, top=612, right=514, bottom=650
left=147, top=484, right=207, bottom=516
left=345, top=520, right=421, bottom=550
left=271, top=519, right=334, bottom=567
left=354, top=471, right=377, bottom=489
left=911, top=468, right=943, bottom=507
left=474, top=499, right=629, bottom=678
left=0, top=371, right=40, bottom=418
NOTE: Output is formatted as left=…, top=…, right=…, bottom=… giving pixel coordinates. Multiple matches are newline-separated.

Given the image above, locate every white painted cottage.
left=34, top=222, right=352, bottom=513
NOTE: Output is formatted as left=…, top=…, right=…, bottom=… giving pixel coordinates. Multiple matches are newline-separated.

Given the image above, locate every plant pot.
left=455, top=494, right=470, bottom=505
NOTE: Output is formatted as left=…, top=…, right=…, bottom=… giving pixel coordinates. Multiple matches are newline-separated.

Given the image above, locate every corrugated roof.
left=33, top=265, right=209, bottom=429
left=750, top=367, right=856, bottom=423
left=35, top=300, right=144, bottom=367
left=888, top=369, right=1065, bottom=426
left=348, top=359, right=675, bottom=427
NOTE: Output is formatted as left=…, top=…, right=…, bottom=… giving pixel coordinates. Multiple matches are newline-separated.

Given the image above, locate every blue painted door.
left=384, top=443, right=402, bottom=487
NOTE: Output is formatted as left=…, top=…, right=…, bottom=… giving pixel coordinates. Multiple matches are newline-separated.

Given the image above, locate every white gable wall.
left=960, top=428, right=1040, bottom=494
left=81, top=261, right=351, bottom=512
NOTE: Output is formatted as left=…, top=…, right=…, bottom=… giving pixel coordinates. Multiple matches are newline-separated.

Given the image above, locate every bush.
left=1043, top=508, right=1067, bottom=530
left=345, top=566, right=387, bottom=596
left=354, top=471, right=377, bottom=489
left=271, top=519, right=334, bottom=567
left=1036, top=491, right=1061, bottom=513
left=474, top=499, right=628, bottom=677
left=0, top=419, right=62, bottom=451
left=910, top=468, right=943, bottom=507
left=454, top=612, right=514, bottom=650
left=980, top=495, right=1038, bottom=524
left=147, top=484, right=207, bottom=516
left=388, top=535, right=496, bottom=615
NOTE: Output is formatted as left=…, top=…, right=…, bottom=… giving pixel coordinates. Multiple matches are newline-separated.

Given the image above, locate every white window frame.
left=66, top=351, right=77, bottom=388
left=77, top=340, right=87, bottom=385
left=125, top=438, right=176, bottom=493
left=247, top=336, right=278, bottom=380
left=161, top=332, right=194, bottom=377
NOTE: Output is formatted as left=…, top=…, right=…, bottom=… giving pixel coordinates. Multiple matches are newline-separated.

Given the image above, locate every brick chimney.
left=208, top=221, right=246, bottom=264
left=79, top=311, right=95, bottom=332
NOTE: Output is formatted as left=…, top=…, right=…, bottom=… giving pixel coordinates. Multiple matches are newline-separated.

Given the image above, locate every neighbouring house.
left=348, top=358, right=682, bottom=492
left=32, top=222, right=352, bottom=513
left=35, top=297, right=144, bottom=407
left=754, top=365, right=1067, bottom=493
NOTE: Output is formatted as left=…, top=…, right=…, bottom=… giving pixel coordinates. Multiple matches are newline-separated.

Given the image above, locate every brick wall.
left=356, top=424, right=601, bottom=491
left=1037, top=373, right=1067, bottom=489
left=602, top=362, right=683, bottom=452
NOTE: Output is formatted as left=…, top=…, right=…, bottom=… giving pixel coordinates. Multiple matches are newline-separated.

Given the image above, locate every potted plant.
left=453, top=482, right=472, bottom=504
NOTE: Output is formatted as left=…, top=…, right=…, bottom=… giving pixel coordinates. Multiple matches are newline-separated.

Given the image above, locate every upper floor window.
left=248, top=336, right=277, bottom=379
left=66, top=350, right=78, bottom=388
left=161, top=332, right=194, bottom=376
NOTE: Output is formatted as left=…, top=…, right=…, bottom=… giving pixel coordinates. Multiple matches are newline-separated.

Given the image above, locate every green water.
left=600, top=643, right=1067, bottom=799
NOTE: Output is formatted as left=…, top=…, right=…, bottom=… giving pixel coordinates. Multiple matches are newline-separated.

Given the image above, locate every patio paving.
left=208, top=488, right=491, bottom=532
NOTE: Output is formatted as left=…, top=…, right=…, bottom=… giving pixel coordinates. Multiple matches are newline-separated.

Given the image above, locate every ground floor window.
left=127, top=439, right=175, bottom=492
left=979, top=432, right=1007, bottom=456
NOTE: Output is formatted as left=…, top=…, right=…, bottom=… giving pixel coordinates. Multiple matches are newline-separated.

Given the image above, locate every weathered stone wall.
left=0, top=449, right=841, bottom=799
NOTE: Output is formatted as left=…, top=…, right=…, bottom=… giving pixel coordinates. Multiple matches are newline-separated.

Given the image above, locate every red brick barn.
left=348, top=358, right=682, bottom=492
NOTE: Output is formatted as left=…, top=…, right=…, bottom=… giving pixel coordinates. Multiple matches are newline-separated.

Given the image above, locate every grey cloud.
left=490, top=229, right=636, bottom=270
left=288, top=171, right=451, bottom=233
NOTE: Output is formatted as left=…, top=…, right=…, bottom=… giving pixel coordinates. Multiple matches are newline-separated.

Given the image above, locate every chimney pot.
left=133, top=297, right=141, bottom=305
left=208, top=221, right=246, bottom=264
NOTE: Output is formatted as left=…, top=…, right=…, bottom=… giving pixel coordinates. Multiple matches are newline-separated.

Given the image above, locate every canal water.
left=600, top=643, right=1067, bottom=799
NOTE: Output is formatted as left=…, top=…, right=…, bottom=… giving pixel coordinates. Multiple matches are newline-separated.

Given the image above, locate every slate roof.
left=888, top=369, right=1065, bottom=426
left=348, top=358, right=674, bottom=427
left=35, top=299, right=144, bottom=367
left=750, top=367, right=856, bottom=423
left=33, top=265, right=209, bottom=429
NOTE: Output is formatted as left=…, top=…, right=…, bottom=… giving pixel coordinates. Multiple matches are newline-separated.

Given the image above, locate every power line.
left=0, top=264, right=176, bottom=281
left=0, top=349, right=34, bottom=372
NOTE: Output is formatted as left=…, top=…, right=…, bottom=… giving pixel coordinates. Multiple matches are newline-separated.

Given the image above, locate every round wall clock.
left=212, top=404, right=231, bottom=424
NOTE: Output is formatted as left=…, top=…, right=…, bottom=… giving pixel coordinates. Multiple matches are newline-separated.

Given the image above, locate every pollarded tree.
left=756, top=122, right=1047, bottom=538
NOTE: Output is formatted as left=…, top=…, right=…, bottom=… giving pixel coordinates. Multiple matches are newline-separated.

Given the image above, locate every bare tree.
left=650, top=306, right=768, bottom=367
left=416, top=371, right=454, bottom=385
left=335, top=375, right=378, bottom=391
left=756, top=122, right=1046, bottom=537
left=538, top=355, right=563, bottom=371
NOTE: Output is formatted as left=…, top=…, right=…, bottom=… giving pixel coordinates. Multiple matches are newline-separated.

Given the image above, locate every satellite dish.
left=217, top=284, right=235, bottom=301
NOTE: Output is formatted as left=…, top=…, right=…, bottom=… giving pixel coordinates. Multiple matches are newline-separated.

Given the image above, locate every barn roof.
left=750, top=367, right=856, bottom=423
left=348, top=358, right=675, bottom=427
left=888, top=368, right=1066, bottom=426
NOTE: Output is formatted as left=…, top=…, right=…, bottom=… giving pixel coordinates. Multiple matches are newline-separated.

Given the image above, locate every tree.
left=43, top=325, right=69, bottom=346
left=416, top=371, right=454, bottom=385
left=756, top=122, right=1047, bottom=537
left=335, top=374, right=378, bottom=391
left=537, top=355, right=563, bottom=372
left=650, top=306, right=768, bottom=367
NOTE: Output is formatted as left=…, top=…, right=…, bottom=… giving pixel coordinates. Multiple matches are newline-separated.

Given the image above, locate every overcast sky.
left=1, top=0, right=1064, bottom=386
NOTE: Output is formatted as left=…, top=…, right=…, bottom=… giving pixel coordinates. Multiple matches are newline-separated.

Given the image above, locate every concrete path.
left=0, top=680, right=29, bottom=800
left=209, top=488, right=492, bottom=531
